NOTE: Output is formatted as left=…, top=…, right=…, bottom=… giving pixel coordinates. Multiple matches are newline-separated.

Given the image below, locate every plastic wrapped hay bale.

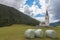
left=45, top=30, right=56, bottom=38
left=35, top=29, right=43, bottom=38
left=25, top=29, right=35, bottom=39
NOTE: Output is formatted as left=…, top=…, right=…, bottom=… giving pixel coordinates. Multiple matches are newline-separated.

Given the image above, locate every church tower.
left=45, top=10, right=49, bottom=26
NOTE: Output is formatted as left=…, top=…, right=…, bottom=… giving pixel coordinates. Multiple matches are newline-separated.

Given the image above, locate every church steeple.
left=45, top=10, right=49, bottom=26
left=46, top=10, right=49, bottom=16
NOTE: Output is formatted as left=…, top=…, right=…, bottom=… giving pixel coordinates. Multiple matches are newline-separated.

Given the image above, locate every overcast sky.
left=0, top=0, right=60, bottom=23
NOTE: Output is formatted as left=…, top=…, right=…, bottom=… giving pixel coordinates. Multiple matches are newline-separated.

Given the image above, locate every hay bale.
left=35, top=29, right=43, bottom=38
left=45, top=30, right=56, bottom=38
left=25, top=29, right=35, bottom=39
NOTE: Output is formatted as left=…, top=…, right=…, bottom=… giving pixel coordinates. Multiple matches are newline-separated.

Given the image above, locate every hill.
left=0, top=4, right=39, bottom=27
left=50, top=21, right=60, bottom=26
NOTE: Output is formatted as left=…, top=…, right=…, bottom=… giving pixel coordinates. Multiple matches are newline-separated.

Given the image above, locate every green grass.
left=0, top=24, right=60, bottom=40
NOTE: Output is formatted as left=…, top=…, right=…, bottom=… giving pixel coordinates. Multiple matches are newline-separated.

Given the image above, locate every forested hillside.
left=0, top=4, right=39, bottom=26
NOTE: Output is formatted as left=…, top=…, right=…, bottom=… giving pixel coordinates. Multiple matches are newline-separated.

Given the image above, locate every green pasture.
left=0, top=24, right=60, bottom=40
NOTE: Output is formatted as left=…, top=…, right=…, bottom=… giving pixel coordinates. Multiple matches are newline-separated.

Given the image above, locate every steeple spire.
left=46, top=10, right=48, bottom=16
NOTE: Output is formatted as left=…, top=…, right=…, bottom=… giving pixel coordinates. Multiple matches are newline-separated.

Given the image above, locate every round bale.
left=25, top=29, right=35, bottom=39
left=35, top=29, right=43, bottom=38
left=45, top=30, right=56, bottom=38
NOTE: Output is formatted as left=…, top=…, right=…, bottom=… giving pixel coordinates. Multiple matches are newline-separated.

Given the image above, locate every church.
left=39, top=10, right=50, bottom=27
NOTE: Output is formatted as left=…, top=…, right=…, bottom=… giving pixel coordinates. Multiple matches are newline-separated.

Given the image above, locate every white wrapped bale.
left=45, top=30, right=56, bottom=38
left=35, top=29, right=43, bottom=38
left=25, top=29, right=35, bottom=39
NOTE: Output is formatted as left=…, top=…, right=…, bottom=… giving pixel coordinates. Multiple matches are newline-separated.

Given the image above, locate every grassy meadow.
left=0, top=24, right=60, bottom=40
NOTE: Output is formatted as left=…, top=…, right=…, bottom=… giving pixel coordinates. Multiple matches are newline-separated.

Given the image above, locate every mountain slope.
left=50, top=21, right=60, bottom=26
left=0, top=4, right=39, bottom=26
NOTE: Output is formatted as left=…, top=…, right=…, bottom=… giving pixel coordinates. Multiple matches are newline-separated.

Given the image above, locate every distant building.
left=39, top=21, right=46, bottom=27
left=39, top=10, right=50, bottom=27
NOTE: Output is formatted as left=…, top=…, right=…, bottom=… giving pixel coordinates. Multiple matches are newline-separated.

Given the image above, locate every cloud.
left=30, top=0, right=47, bottom=22
left=34, top=13, right=45, bottom=17
left=49, top=0, right=60, bottom=21
left=24, top=5, right=31, bottom=15
left=30, top=5, right=42, bottom=15
left=30, top=0, right=47, bottom=16
left=23, top=0, right=48, bottom=22
left=35, top=17, right=45, bottom=22
left=0, top=0, right=27, bottom=9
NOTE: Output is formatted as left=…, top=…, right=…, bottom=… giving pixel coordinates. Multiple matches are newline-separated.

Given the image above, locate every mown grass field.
left=0, top=24, right=60, bottom=40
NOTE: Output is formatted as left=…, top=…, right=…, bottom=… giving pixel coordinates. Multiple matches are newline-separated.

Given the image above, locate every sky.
left=0, top=0, right=60, bottom=23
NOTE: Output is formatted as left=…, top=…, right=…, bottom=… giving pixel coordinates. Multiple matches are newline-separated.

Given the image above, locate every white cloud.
left=22, top=0, right=49, bottom=22
left=50, top=20, right=60, bottom=23
left=48, top=0, right=60, bottom=22
left=18, top=0, right=48, bottom=22
left=35, top=17, right=45, bottom=22
left=19, top=0, right=60, bottom=23
left=0, top=0, right=27, bottom=9
left=31, top=0, right=47, bottom=15
left=0, top=0, right=15, bottom=6
left=24, top=5, right=31, bottom=15
left=39, top=0, right=47, bottom=12
left=30, top=0, right=47, bottom=16
left=28, top=0, right=47, bottom=22
left=30, top=5, right=43, bottom=15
